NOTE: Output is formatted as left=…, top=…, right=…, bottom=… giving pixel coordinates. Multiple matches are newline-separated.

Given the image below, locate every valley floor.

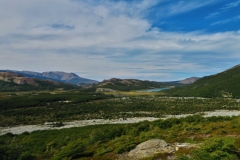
left=1, top=109, right=240, bottom=136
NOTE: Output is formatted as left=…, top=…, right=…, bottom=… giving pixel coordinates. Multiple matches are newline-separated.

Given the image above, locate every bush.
left=191, top=137, right=239, bottom=160
left=18, top=151, right=36, bottom=160
left=53, top=142, right=86, bottom=160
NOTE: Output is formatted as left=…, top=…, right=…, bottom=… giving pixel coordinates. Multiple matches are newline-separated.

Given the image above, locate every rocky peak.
left=42, top=71, right=79, bottom=81
left=180, top=77, right=200, bottom=84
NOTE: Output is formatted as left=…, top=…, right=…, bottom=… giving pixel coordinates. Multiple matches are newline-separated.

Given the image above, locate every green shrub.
left=191, top=137, right=239, bottom=160
left=18, top=151, right=36, bottom=160
left=53, top=142, right=86, bottom=160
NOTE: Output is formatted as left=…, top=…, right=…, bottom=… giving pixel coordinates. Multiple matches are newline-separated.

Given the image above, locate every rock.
left=128, top=139, right=174, bottom=159
left=175, top=143, right=195, bottom=151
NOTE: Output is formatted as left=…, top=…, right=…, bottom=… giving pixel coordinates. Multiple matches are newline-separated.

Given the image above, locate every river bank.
left=1, top=110, right=240, bottom=136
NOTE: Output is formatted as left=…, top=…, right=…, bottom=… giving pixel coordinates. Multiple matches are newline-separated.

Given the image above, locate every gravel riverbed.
left=1, top=110, right=240, bottom=136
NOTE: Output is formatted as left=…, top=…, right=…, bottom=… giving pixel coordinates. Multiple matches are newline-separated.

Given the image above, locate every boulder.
left=128, top=139, right=174, bottom=159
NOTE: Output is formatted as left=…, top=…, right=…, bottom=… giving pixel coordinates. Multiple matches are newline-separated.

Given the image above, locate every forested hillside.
left=164, top=64, right=240, bottom=98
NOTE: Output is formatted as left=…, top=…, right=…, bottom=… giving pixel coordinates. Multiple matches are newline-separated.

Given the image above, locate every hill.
left=0, top=70, right=98, bottom=85
left=95, top=78, right=180, bottom=91
left=164, top=64, right=240, bottom=98
left=0, top=72, right=77, bottom=91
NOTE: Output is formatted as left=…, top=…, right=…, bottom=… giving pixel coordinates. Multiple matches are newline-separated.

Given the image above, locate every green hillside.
left=96, top=78, right=179, bottom=91
left=164, top=64, right=240, bottom=98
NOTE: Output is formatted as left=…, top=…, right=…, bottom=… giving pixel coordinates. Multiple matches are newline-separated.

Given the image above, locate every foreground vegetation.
left=2, top=65, right=240, bottom=159
left=1, top=115, right=240, bottom=160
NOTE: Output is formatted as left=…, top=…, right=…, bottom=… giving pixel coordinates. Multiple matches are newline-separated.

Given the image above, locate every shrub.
left=191, top=137, right=239, bottom=160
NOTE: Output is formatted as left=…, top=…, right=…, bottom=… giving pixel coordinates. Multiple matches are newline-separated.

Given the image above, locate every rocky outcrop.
left=128, top=139, right=174, bottom=159
left=126, top=139, right=198, bottom=160
left=96, top=88, right=117, bottom=92
left=180, top=77, right=200, bottom=85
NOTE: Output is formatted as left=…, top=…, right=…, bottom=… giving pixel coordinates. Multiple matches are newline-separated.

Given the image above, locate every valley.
left=2, top=0, right=240, bottom=159
left=1, top=65, right=240, bottom=160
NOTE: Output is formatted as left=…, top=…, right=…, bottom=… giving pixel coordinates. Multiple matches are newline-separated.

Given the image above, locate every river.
left=1, top=110, right=240, bottom=136
left=138, top=88, right=170, bottom=92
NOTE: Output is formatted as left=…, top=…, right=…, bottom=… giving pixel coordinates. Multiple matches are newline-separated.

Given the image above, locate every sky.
left=0, top=0, right=240, bottom=81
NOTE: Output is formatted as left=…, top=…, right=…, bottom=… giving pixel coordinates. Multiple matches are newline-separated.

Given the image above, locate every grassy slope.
left=164, top=64, right=240, bottom=98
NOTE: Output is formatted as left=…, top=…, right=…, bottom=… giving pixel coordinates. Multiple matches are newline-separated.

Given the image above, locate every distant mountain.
left=0, top=70, right=98, bottom=85
left=164, top=64, right=240, bottom=98
left=179, top=77, right=200, bottom=84
left=0, top=72, right=37, bottom=85
left=41, top=71, right=98, bottom=84
left=95, top=78, right=179, bottom=91
left=0, top=72, right=77, bottom=91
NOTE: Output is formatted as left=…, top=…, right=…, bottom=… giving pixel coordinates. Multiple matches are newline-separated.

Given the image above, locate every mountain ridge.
left=0, top=72, right=78, bottom=91
left=95, top=78, right=183, bottom=91
left=0, top=70, right=98, bottom=85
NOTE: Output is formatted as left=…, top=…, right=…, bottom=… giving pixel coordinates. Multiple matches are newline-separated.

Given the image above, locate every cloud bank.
left=0, top=0, right=240, bottom=81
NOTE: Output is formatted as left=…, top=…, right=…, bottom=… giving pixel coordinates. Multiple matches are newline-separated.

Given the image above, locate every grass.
left=103, top=90, right=166, bottom=96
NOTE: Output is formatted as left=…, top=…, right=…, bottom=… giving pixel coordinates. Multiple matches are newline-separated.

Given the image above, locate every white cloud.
left=205, top=12, right=221, bottom=19
left=206, top=0, right=240, bottom=19
left=221, top=0, right=240, bottom=10
left=210, top=15, right=240, bottom=26
left=166, top=0, right=216, bottom=16
left=0, top=0, right=240, bottom=81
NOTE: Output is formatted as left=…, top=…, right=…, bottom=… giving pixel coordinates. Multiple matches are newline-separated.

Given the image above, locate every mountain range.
left=94, top=77, right=192, bottom=91
left=0, top=69, right=201, bottom=92
left=0, top=72, right=77, bottom=91
left=1, top=63, right=240, bottom=97
left=0, top=70, right=98, bottom=85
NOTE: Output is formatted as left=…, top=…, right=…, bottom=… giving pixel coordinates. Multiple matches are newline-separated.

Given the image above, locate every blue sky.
left=0, top=0, right=240, bottom=81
